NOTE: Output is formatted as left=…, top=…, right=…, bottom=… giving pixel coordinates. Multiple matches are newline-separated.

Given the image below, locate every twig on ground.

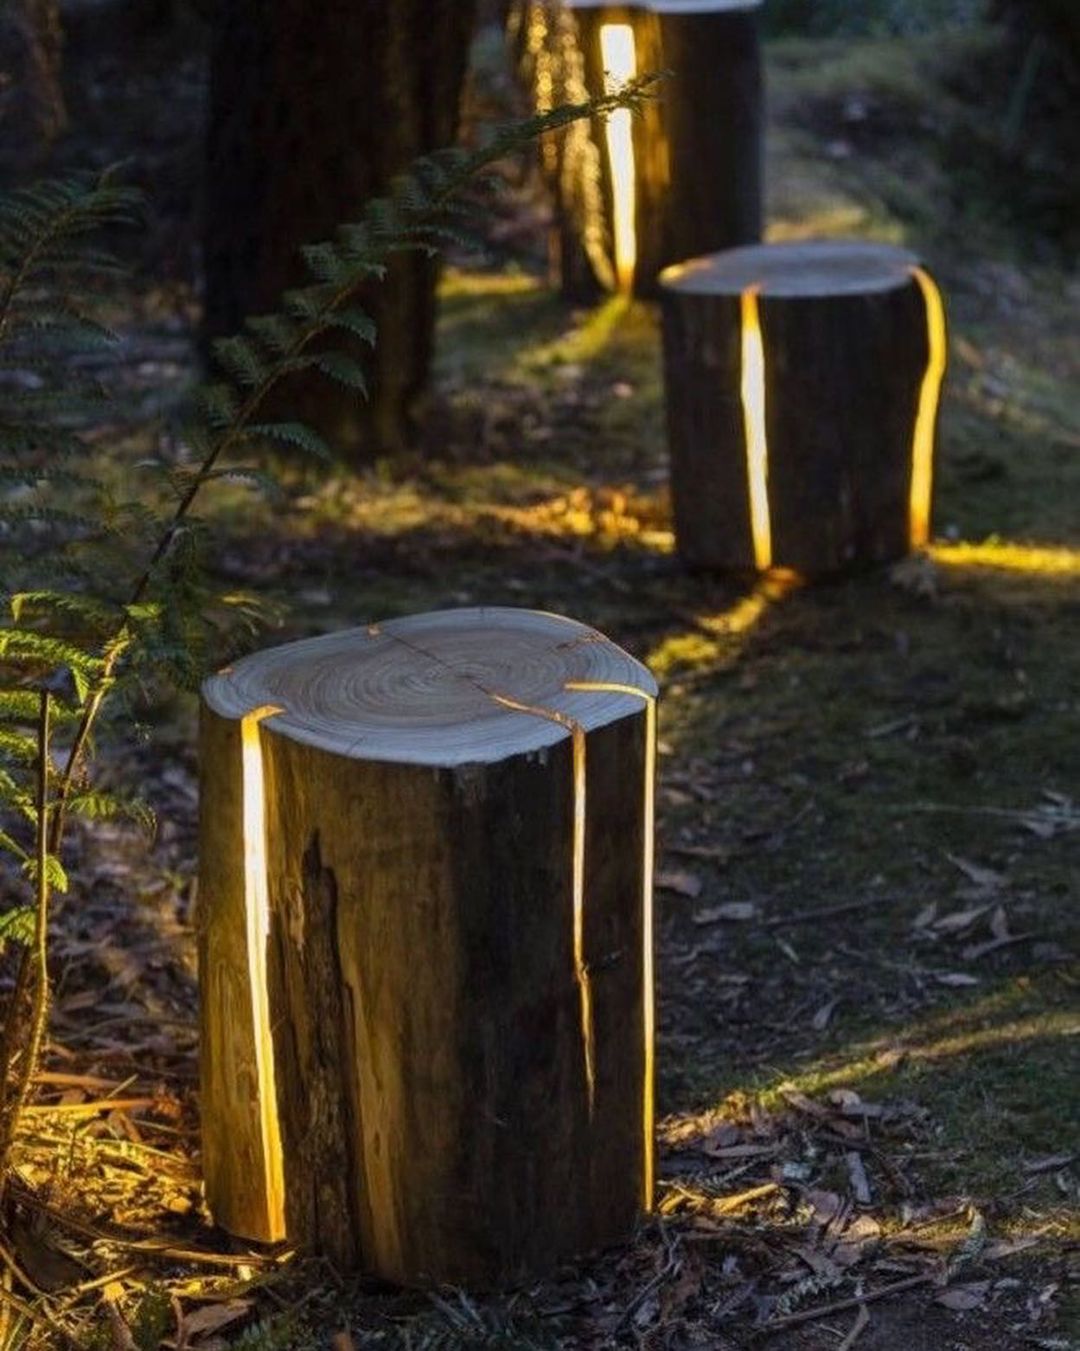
left=758, top=1273, right=934, bottom=1335
left=837, top=1303, right=870, bottom=1351
left=764, top=898, right=882, bottom=929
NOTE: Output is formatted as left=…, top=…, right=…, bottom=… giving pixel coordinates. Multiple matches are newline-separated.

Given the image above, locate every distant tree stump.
left=659, top=241, right=948, bottom=574
left=541, top=0, right=764, bottom=296
left=198, top=609, right=658, bottom=1288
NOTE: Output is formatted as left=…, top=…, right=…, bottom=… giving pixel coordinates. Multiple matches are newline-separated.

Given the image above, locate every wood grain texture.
left=199, top=608, right=657, bottom=1286
left=659, top=241, right=940, bottom=573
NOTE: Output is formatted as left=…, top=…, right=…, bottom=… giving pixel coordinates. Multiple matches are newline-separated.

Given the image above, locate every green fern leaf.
left=0, top=907, right=35, bottom=952
left=211, top=335, right=267, bottom=388
left=312, top=353, right=368, bottom=396
left=246, top=421, right=332, bottom=460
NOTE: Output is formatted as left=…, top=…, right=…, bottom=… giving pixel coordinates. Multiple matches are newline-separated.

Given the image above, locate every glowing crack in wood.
left=909, top=265, right=947, bottom=548
left=488, top=692, right=595, bottom=1115
left=739, top=283, right=773, bottom=570
left=600, top=23, right=638, bottom=292
left=565, top=679, right=656, bottom=1209
left=240, top=704, right=286, bottom=1240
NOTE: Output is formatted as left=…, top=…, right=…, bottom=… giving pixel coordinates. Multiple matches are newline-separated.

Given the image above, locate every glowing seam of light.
left=489, top=692, right=595, bottom=1114
left=739, top=284, right=773, bottom=571
left=600, top=24, right=638, bottom=292
left=909, top=266, right=947, bottom=548
left=565, top=680, right=656, bottom=1211
left=240, top=704, right=286, bottom=1241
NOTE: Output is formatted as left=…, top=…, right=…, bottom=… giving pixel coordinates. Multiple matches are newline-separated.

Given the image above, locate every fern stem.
left=0, top=691, right=51, bottom=1187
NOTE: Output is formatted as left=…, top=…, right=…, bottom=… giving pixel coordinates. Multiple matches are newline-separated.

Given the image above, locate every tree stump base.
left=198, top=608, right=658, bottom=1288
left=659, top=240, right=948, bottom=574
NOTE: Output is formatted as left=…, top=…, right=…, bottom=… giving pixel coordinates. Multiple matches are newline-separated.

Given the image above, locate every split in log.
left=524, top=0, right=764, bottom=297
left=659, top=240, right=948, bottom=574
left=198, top=608, right=658, bottom=1288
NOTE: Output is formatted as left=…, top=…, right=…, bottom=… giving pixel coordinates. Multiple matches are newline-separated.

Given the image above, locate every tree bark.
left=199, top=608, right=657, bottom=1287
left=542, top=1, right=763, bottom=296
left=203, top=0, right=477, bottom=461
left=656, top=2, right=764, bottom=273
left=660, top=241, right=946, bottom=574
left=0, top=0, right=66, bottom=152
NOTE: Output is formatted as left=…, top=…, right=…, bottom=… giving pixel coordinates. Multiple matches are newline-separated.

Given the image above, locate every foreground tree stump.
left=199, top=608, right=658, bottom=1287
left=533, top=0, right=764, bottom=296
left=659, top=240, right=948, bottom=573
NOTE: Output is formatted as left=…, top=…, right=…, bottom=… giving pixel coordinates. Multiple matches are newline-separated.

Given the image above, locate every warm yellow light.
left=240, top=705, right=286, bottom=1241
left=740, top=284, right=773, bottom=571
left=491, top=692, right=595, bottom=1113
left=565, top=680, right=656, bottom=1209
left=600, top=24, right=638, bottom=292
left=570, top=723, right=594, bottom=1113
left=930, top=541, right=1080, bottom=577
left=909, top=266, right=947, bottom=548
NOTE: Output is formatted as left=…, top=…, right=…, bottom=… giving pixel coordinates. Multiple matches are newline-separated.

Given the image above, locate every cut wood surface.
left=199, top=608, right=658, bottom=1287
left=660, top=240, right=947, bottom=573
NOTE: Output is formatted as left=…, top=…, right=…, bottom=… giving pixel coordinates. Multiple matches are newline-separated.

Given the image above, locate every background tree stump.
left=659, top=240, right=948, bottom=573
left=543, top=0, right=764, bottom=296
left=199, top=608, right=658, bottom=1288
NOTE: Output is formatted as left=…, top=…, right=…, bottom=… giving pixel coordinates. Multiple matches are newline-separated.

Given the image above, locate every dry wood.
left=199, top=608, right=658, bottom=1287
left=660, top=241, right=945, bottom=573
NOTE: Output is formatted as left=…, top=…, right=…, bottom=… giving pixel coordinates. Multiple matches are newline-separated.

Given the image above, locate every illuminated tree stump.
left=659, top=240, right=948, bottom=573
left=545, top=0, right=763, bottom=296
left=198, top=608, right=657, bottom=1287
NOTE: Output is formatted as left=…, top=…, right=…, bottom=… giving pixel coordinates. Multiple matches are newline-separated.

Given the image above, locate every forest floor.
left=3, top=14, right=1078, bottom=1351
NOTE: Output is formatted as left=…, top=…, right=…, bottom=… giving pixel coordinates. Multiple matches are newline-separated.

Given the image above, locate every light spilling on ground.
left=240, top=705, right=287, bottom=1241
left=739, top=284, right=773, bottom=571
left=762, top=1005, right=1080, bottom=1107
left=649, top=570, right=801, bottom=678
left=909, top=265, right=948, bottom=548
left=600, top=24, right=638, bottom=292
left=930, top=540, right=1080, bottom=577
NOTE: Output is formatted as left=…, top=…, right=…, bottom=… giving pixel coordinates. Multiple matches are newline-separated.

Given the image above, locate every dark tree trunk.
left=203, top=0, right=477, bottom=460
left=657, top=3, right=764, bottom=274
left=526, top=1, right=763, bottom=297
left=660, top=241, right=946, bottom=575
left=0, top=0, right=66, bottom=152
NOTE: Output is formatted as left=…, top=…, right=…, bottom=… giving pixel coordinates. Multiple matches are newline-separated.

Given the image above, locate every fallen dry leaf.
left=933, top=906, right=991, bottom=934
left=1023, top=1154, right=1076, bottom=1174
left=935, top=1281, right=990, bottom=1311
left=946, top=854, right=1005, bottom=891
left=656, top=870, right=703, bottom=898
left=984, top=1237, right=1039, bottom=1260
left=178, top=1300, right=253, bottom=1342
left=812, top=998, right=840, bottom=1031
left=693, top=901, right=757, bottom=923
left=846, top=1152, right=872, bottom=1205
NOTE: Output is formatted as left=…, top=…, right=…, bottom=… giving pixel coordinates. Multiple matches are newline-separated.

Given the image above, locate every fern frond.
left=0, top=907, right=35, bottom=952
left=65, top=790, right=155, bottom=836
left=246, top=422, right=332, bottom=460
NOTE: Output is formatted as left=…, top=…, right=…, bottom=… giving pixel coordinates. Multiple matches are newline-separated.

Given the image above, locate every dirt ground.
left=1, top=8, right=1077, bottom=1350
